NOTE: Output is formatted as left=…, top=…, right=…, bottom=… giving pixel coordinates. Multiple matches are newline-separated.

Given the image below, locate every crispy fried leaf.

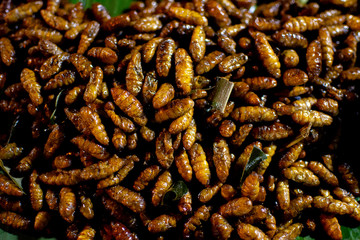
left=162, top=180, right=188, bottom=206
left=239, top=146, right=267, bottom=186
left=0, top=160, right=24, bottom=194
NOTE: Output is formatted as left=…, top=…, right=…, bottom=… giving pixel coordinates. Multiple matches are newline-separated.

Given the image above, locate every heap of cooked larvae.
left=0, top=0, right=360, bottom=239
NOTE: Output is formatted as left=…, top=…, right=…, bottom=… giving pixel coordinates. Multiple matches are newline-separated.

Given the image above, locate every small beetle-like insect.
left=272, top=223, right=303, bottom=240
left=279, top=143, right=304, bottom=169
left=213, top=138, right=231, bottom=183
left=126, top=51, right=144, bottom=96
left=153, top=83, right=175, bottom=109
left=83, top=66, right=103, bottom=103
left=198, top=182, right=223, bottom=203
left=29, top=170, right=43, bottom=211
left=156, top=129, right=174, bottom=169
left=283, top=166, right=320, bottom=186
left=111, top=87, right=148, bottom=126
left=178, top=191, right=192, bottom=215
left=80, top=106, right=109, bottom=146
left=168, top=6, right=208, bottom=26
left=156, top=38, right=176, bottom=78
left=59, top=187, right=76, bottom=223
left=319, top=27, right=334, bottom=69
left=338, top=163, right=360, bottom=196
left=276, top=179, right=290, bottom=210
left=196, top=50, right=226, bottom=75
left=183, top=205, right=211, bottom=238
left=134, top=16, right=163, bottom=33
left=0, top=37, right=15, bottom=66
left=152, top=170, right=172, bottom=207
left=252, top=122, right=293, bottom=141
left=80, top=154, right=126, bottom=181
left=133, top=165, right=161, bottom=191
left=40, top=53, right=71, bottom=80
left=87, top=47, right=118, bottom=65
left=283, top=68, right=309, bottom=86
left=111, top=221, right=138, bottom=240
left=320, top=214, right=342, bottom=240
left=65, top=23, right=87, bottom=40
left=284, top=195, right=313, bottom=219
left=313, top=196, right=354, bottom=215
left=175, top=48, right=194, bottom=95
left=91, top=3, right=111, bottom=24
left=20, top=68, right=43, bottom=107
left=250, top=17, right=281, bottom=31
left=211, top=213, right=233, bottom=240
left=44, top=70, right=76, bottom=91
left=148, top=214, right=177, bottom=233
left=292, top=110, right=333, bottom=127
left=219, top=197, right=252, bottom=217
left=188, top=143, right=211, bottom=186
left=104, top=102, right=135, bottom=133
left=0, top=211, right=30, bottom=231
left=175, top=149, right=193, bottom=182
left=231, top=106, right=277, bottom=123
left=155, top=98, right=194, bottom=123
left=306, top=39, right=322, bottom=79
left=282, top=49, right=300, bottom=68
left=5, top=1, right=43, bottom=23
left=283, top=16, right=323, bottom=32
left=252, top=30, right=281, bottom=78
left=77, top=20, right=100, bottom=54
left=241, top=172, right=261, bottom=201
left=71, top=136, right=110, bottom=160
left=218, top=53, right=248, bottom=74
left=79, top=195, right=94, bottom=220
left=308, top=161, right=339, bottom=186
left=34, top=211, right=51, bottom=231
left=272, top=30, right=308, bottom=48
left=40, top=9, right=70, bottom=31
left=77, top=225, right=96, bottom=240
left=237, top=223, right=269, bottom=240
left=107, top=185, right=146, bottom=213
left=206, top=1, right=231, bottom=27
left=189, top=26, right=206, bottom=62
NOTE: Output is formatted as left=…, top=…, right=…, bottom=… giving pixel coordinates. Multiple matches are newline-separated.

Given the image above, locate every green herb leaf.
left=50, top=89, right=64, bottom=125
left=0, top=160, right=24, bottom=194
left=69, top=0, right=134, bottom=17
left=162, top=181, right=188, bottom=206
left=239, top=146, right=267, bottom=185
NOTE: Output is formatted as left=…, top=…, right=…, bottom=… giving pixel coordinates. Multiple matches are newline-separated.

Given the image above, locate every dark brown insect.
left=156, top=38, right=176, bottom=78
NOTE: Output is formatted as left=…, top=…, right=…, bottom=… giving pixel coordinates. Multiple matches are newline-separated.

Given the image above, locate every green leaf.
left=239, top=146, right=267, bottom=185
left=69, top=0, right=134, bottom=17
left=0, top=160, right=24, bottom=193
left=50, top=89, right=64, bottom=125
left=162, top=181, right=188, bottom=206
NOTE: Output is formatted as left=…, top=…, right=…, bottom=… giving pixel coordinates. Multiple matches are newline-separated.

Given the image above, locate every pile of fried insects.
left=0, top=0, right=360, bottom=239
